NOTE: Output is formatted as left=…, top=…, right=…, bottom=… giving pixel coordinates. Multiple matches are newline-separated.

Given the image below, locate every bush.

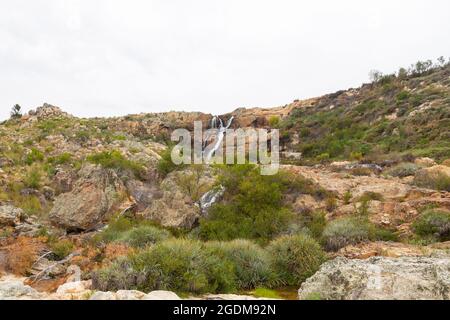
left=413, top=169, right=450, bottom=191
left=50, top=239, right=74, bottom=260
left=301, top=211, right=327, bottom=241
left=130, top=239, right=236, bottom=294
left=92, top=258, right=145, bottom=292
left=267, top=234, right=326, bottom=286
left=412, top=209, right=450, bottom=242
left=386, top=163, right=419, bottom=178
left=117, top=225, right=172, bottom=248
left=205, top=240, right=274, bottom=289
left=24, top=148, right=44, bottom=165
left=47, top=152, right=72, bottom=165
left=87, top=150, right=145, bottom=179
left=268, top=116, right=281, bottom=128
left=156, top=146, right=184, bottom=177
left=322, top=216, right=371, bottom=251
left=24, top=167, right=42, bottom=189
left=199, top=165, right=293, bottom=242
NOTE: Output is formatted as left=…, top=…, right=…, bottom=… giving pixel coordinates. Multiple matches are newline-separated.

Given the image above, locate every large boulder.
left=298, top=255, right=450, bottom=300
left=49, top=164, right=126, bottom=231
left=142, top=169, right=215, bottom=228
left=0, top=205, right=23, bottom=227
left=0, top=277, right=42, bottom=300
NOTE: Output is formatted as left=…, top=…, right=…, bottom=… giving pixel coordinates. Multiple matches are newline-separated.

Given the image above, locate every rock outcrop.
left=298, top=255, right=450, bottom=300
left=49, top=164, right=126, bottom=231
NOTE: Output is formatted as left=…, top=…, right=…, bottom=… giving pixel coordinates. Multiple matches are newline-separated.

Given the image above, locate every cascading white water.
left=203, top=115, right=234, bottom=162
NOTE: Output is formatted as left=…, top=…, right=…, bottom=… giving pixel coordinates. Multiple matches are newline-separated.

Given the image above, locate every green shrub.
left=47, top=152, right=72, bottom=165
left=205, top=240, right=274, bottom=289
left=386, top=163, right=419, bottom=178
left=322, top=216, right=371, bottom=251
left=50, top=239, right=74, bottom=260
left=253, top=288, right=282, bottom=299
left=412, top=209, right=450, bottom=242
left=24, top=148, right=44, bottom=165
left=130, top=239, right=236, bottom=294
left=358, top=192, right=384, bottom=202
left=24, top=167, right=42, bottom=189
left=267, top=234, right=326, bottom=286
left=92, top=258, right=144, bottom=292
left=199, top=165, right=293, bottom=242
left=117, top=225, right=172, bottom=248
left=93, top=216, right=134, bottom=244
left=413, top=169, right=450, bottom=191
left=156, top=146, right=185, bottom=177
left=302, top=211, right=327, bottom=241
left=87, top=150, right=145, bottom=179
left=269, top=116, right=281, bottom=128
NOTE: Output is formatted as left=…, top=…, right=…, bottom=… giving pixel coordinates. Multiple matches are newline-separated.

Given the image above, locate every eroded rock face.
left=0, top=205, right=22, bottom=227
left=298, top=255, right=450, bottom=300
left=142, top=169, right=215, bottom=229
left=49, top=164, right=126, bottom=231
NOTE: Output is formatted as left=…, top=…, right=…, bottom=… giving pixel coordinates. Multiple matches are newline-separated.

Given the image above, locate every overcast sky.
left=1, top=0, right=449, bottom=120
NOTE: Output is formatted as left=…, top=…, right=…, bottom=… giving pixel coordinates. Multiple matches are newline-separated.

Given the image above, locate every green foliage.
left=386, top=162, right=420, bottom=178
left=130, top=239, right=236, bottom=294
left=199, top=165, right=294, bottom=242
left=205, top=240, right=274, bottom=290
left=87, top=150, right=145, bottom=179
left=413, top=169, right=450, bottom=191
left=10, top=104, right=22, bottom=119
left=269, top=116, right=281, bottom=128
left=25, top=148, right=44, bottom=165
left=253, top=288, right=282, bottom=299
left=343, top=191, right=352, bottom=205
left=117, top=225, right=172, bottom=248
left=412, top=209, right=450, bottom=242
left=156, top=146, right=185, bottom=177
left=24, top=167, right=42, bottom=189
left=301, top=211, right=327, bottom=241
left=50, top=239, right=74, bottom=260
left=322, top=216, right=371, bottom=251
left=93, top=216, right=134, bottom=244
left=267, top=234, right=326, bottom=286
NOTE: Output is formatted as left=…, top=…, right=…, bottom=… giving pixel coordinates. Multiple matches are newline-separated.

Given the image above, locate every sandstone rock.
left=415, top=157, right=437, bottom=167
left=49, top=164, right=126, bottom=231
left=53, top=169, right=77, bottom=194
left=298, top=255, right=450, bottom=300
left=125, top=179, right=160, bottom=211
left=56, top=280, right=92, bottom=295
left=0, top=277, right=42, bottom=300
left=143, top=290, right=181, bottom=300
left=89, top=291, right=117, bottom=300
left=0, top=205, right=23, bottom=227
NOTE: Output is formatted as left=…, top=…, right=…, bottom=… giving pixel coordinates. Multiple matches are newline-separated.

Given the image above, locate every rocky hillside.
left=1, top=60, right=450, bottom=300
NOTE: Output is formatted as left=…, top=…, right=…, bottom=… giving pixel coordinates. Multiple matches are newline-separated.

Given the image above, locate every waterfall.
left=203, top=115, right=234, bottom=162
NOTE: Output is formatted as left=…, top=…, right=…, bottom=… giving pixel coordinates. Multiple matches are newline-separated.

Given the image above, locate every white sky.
left=1, top=0, right=449, bottom=120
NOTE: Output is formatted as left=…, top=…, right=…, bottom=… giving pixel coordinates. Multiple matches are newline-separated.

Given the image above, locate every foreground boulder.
left=298, top=255, right=450, bottom=300
left=49, top=164, right=126, bottom=231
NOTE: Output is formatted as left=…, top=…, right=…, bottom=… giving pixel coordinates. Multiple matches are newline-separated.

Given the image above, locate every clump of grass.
left=413, top=168, right=450, bottom=191
left=267, top=234, right=326, bottom=286
left=24, top=148, right=44, bottom=165
left=117, top=225, right=172, bottom=248
left=322, top=216, right=371, bottom=251
left=50, top=239, right=75, bottom=260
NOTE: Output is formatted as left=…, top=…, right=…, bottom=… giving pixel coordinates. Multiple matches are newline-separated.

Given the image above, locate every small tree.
left=369, top=70, right=383, bottom=83
left=10, top=104, right=22, bottom=118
